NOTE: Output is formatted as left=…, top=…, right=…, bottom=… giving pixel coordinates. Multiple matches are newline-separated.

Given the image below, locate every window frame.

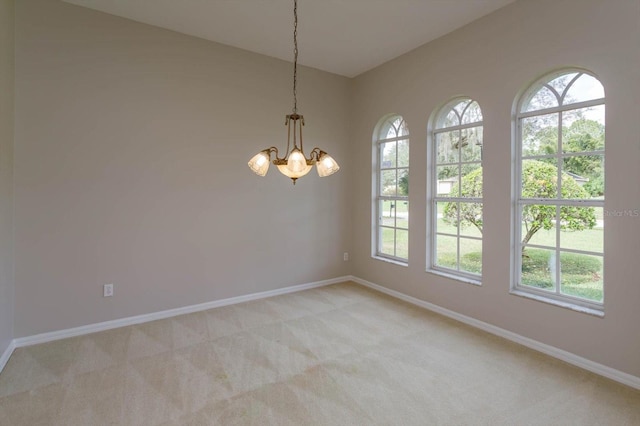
left=428, top=98, right=484, bottom=283
left=373, top=115, right=410, bottom=264
left=512, top=69, right=605, bottom=313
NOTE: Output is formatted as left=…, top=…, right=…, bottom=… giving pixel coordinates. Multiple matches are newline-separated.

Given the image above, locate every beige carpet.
left=0, top=281, right=639, bottom=425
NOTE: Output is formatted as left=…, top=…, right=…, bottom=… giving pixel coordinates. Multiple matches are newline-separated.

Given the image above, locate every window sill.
left=426, top=268, right=482, bottom=286
left=510, top=289, right=604, bottom=317
left=372, top=255, right=408, bottom=267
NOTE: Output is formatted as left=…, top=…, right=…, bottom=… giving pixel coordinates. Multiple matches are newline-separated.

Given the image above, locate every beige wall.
left=14, top=0, right=352, bottom=337
left=351, top=0, right=640, bottom=377
left=0, top=0, right=14, bottom=355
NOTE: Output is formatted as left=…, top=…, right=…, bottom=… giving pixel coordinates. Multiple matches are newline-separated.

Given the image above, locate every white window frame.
left=428, top=98, right=483, bottom=283
left=512, top=69, right=605, bottom=313
left=373, top=115, right=409, bottom=264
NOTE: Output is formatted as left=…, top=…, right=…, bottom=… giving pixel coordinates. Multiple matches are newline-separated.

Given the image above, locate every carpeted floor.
left=0, top=281, right=639, bottom=425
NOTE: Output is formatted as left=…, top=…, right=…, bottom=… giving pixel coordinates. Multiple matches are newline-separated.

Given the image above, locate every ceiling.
left=63, top=0, right=516, bottom=77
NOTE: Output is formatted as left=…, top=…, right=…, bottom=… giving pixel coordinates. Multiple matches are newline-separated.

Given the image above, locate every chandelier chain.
left=292, top=0, right=298, bottom=114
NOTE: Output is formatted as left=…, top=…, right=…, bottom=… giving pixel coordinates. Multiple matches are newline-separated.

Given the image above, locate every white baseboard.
left=11, top=276, right=350, bottom=350
left=0, top=339, right=16, bottom=373
left=349, top=275, right=640, bottom=391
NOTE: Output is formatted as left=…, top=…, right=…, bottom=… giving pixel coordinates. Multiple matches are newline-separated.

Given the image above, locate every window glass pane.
left=459, top=165, right=482, bottom=198
left=561, top=105, right=605, bottom=153
left=560, top=252, right=603, bottom=302
left=521, top=204, right=557, bottom=247
left=397, top=119, right=409, bottom=137
left=396, top=229, right=409, bottom=260
left=396, top=200, right=409, bottom=229
left=380, top=200, right=395, bottom=227
left=459, top=237, right=482, bottom=275
left=436, top=234, right=458, bottom=270
left=381, top=170, right=397, bottom=196
left=457, top=202, right=483, bottom=238
left=436, top=131, right=460, bottom=164
left=521, top=204, right=557, bottom=246
left=439, top=109, right=459, bottom=128
left=397, top=140, right=409, bottom=168
left=461, top=101, right=483, bottom=124
left=559, top=209, right=603, bottom=254
left=439, top=201, right=459, bottom=235
left=436, top=201, right=457, bottom=235
left=548, top=73, right=579, bottom=98
left=383, top=122, right=397, bottom=140
left=522, top=113, right=559, bottom=157
left=437, top=169, right=458, bottom=197
left=558, top=206, right=601, bottom=251
left=523, top=85, right=559, bottom=112
left=461, top=126, right=483, bottom=162
left=521, top=160, right=559, bottom=199
left=397, top=169, right=409, bottom=197
left=561, top=155, right=604, bottom=199
left=520, top=247, right=556, bottom=291
left=380, top=227, right=395, bottom=257
left=453, top=100, right=471, bottom=117
left=380, top=141, right=396, bottom=169
left=564, top=74, right=605, bottom=105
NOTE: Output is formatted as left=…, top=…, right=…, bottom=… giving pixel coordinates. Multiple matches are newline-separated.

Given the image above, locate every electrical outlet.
left=103, top=283, right=114, bottom=297
left=343, top=252, right=349, bottom=261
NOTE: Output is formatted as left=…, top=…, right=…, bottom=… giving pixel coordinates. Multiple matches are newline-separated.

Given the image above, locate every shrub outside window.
left=514, top=69, right=605, bottom=310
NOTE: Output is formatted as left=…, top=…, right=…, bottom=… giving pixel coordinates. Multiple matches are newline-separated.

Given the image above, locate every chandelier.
left=247, top=0, right=339, bottom=184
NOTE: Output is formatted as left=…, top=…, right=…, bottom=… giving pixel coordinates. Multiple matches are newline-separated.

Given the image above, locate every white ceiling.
left=62, top=0, right=516, bottom=77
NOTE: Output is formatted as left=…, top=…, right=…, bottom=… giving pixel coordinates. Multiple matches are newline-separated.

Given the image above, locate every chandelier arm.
left=284, top=115, right=292, bottom=160
left=293, top=116, right=298, bottom=150
left=267, top=146, right=280, bottom=161
left=298, top=115, right=304, bottom=155
left=308, top=147, right=321, bottom=161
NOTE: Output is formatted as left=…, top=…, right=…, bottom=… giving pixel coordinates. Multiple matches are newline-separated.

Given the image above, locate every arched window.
left=373, top=115, right=409, bottom=263
left=514, top=69, right=605, bottom=309
left=429, top=98, right=483, bottom=281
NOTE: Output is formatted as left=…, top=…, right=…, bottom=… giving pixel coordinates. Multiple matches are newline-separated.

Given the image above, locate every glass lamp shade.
left=248, top=151, right=271, bottom=176
left=286, top=148, right=308, bottom=173
left=277, top=163, right=313, bottom=180
left=316, top=152, right=340, bottom=177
